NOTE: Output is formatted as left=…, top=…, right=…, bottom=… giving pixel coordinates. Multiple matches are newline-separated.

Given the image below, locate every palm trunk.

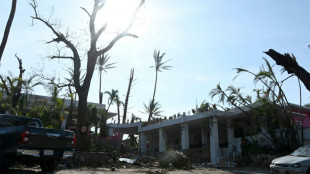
left=99, top=70, right=102, bottom=104
left=152, top=70, right=158, bottom=104
left=148, top=70, right=158, bottom=122
left=97, top=69, right=102, bottom=138
left=117, top=102, right=120, bottom=124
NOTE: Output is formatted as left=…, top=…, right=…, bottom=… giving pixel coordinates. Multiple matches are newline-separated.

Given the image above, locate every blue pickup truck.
left=0, top=114, right=75, bottom=172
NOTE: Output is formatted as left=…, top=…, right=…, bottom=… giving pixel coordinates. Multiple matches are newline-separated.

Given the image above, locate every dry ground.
left=6, top=166, right=270, bottom=174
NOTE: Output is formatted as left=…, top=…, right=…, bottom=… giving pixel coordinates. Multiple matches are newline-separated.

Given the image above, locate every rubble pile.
left=159, top=150, right=191, bottom=170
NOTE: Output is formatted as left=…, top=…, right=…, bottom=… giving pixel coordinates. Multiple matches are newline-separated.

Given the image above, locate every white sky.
left=1, top=0, right=310, bottom=122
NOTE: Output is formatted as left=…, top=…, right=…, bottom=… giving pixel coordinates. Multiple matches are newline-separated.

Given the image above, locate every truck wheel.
left=0, top=150, right=8, bottom=172
left=40, top=159, right=58, bottom=172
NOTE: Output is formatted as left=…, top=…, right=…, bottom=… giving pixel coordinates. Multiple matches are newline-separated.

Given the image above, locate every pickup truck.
left=0, top=114, right=75, bottom=172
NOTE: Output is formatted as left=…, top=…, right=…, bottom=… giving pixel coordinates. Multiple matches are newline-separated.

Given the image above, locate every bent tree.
left=210, top=59, right=301, bottom=153
left=0, top=0, right=17, bottom=62
left=30, top=0, right=145, bottom=150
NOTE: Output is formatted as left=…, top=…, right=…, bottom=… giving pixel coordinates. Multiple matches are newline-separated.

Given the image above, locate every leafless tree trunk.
left=30, top=0, right=144, bottom=150
left=0, top=0, right=17, bottom=62
left=12, top=54, right=25, bottom=108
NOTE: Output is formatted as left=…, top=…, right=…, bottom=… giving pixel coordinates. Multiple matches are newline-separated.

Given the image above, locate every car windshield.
left=291, top=146, right=310, bottom=157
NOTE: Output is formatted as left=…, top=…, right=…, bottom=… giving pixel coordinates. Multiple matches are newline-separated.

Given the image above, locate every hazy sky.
left=1, top=0, right=310, bottom=122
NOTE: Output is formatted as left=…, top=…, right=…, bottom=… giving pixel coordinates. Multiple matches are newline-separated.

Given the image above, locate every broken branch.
left=51, top=56, right=74, bottom=60
left=98, top=0, right=145, bottom=56
left=264, top=49, right=310, bottom=91
left=80, top=7, right=91, bottom=18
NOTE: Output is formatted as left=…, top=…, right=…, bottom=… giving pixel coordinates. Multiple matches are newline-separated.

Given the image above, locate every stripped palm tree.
left=123, top=68, right=135, bottom=124
left=148, top=49, right=172, bottom=122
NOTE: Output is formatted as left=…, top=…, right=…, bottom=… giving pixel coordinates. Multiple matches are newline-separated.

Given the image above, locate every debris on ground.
left=147, top=169, right=168, bottom=174
left=119, top=157, right=137, bottom=164
left=159, top=150, right=191, bottom=170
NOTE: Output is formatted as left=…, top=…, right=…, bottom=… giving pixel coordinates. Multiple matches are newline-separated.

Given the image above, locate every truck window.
left=25, top=121, right=40, bottom=127
left=1, top=118, right=23, bottom=127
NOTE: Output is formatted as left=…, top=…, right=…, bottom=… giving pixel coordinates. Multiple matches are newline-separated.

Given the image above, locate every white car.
left=270, top=145, right=310, bottom=174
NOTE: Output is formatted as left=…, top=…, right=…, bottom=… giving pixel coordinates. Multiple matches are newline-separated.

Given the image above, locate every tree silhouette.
left=30, top=0, right=145, bottom=150
left=265, top=49, right=310, bottom=91
left=0, top=0, right=17, bottom=61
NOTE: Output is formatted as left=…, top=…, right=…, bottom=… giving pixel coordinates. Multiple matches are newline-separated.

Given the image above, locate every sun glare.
left=96, top=0, right=149, bottom=35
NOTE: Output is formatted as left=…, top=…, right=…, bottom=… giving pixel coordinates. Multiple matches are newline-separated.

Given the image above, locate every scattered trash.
left=147, top=169, right=168, bottom=174
left=119, top=157, right=137, bottom=164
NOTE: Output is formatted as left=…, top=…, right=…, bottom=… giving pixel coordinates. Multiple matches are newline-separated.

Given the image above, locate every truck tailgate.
left=24, top=127, right=74, bottom=150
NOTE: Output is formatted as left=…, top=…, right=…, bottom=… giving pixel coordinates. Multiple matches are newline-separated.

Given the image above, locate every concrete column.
left=108, top=128, right=114, bottom=136
left=227, top=119, right=234, bottom=149
left=201, top=127, right=207, bottom=148
left=159, top=128, right=167, bottom=152
left=181, top=123, right=189, bottom=150
left=210, top=117, right=220, bottom=164
left=139, top=132, right=146, bottom=153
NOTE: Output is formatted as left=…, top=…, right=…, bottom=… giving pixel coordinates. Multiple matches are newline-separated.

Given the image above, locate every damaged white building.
left=107, top=103, right=310, bottom=165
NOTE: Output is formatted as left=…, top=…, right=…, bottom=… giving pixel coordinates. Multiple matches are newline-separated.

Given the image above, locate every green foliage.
left=24, top=86, right=66, bottom=129
left=97, top=54, right=116, bottom=73
left=241, top=138, right=263, bottom=155
left=199, top=101, right=211, bottom=112
left=143, top=99, right=163, bottom=118
left=237, top=59, right=300, bottom=152
left=86, top=104, right=98, bottom=127
left=104, top=89, right=119, bottom=111
left=211, top=58, right=301, bottom=154
left=151, top=50, right=172, bottom=72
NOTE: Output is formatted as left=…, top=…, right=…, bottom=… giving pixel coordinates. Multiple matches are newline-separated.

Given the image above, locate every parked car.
left=0, top=114, right=75, bottom=172
left=270, top=145, right=310, bottom=174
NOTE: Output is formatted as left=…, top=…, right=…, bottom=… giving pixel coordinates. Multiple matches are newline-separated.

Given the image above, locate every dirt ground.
left=6, top=166, right=270, bottom=174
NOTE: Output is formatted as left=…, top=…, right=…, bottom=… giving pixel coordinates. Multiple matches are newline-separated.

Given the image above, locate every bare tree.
left=0, top=0, right=17, bottom=62
left=30, top=0, right=145, bottom=150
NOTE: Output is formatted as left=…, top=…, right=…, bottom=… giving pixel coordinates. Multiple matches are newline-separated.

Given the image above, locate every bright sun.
left=96, top=0, right=148, bottom=35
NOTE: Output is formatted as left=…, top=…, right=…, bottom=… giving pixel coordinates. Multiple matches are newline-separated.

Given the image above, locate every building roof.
left=107, top=102, right=310, bottom=135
